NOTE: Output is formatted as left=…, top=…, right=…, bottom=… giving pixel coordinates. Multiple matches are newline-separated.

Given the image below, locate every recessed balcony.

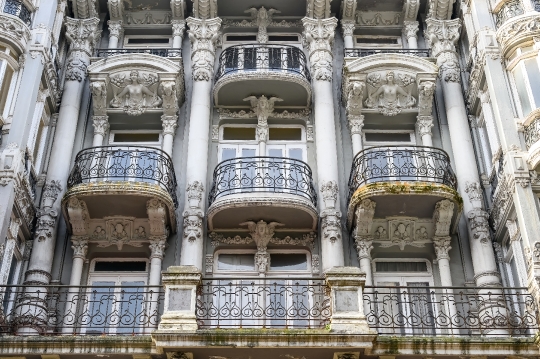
left=213, top=45, right=311, bottom=107
left=347, top=146, right=461, bottom=230
left=62, top=146, right=177, bottom=240
left=207, top=156, right=317, bottom=232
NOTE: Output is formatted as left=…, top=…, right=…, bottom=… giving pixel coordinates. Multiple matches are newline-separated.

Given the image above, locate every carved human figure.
left=110, top=70, right=162, bottom=115
left=365, top=71, right=416, bottom=116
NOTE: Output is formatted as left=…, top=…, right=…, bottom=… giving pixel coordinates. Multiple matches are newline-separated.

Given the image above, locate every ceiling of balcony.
left=357, top=0, right=404, bottom=12
left=217, top=0, right=307, bottom=17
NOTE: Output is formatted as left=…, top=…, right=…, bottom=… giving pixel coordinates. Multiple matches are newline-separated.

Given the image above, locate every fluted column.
left=403, top=21, right=419, bottom=49
left=341, top=20, right=355, bottom=49
left=179, top=16, right=221, bottom=270
left=24, top=18, right=100, bottom=292
left=303, top=17, right=344, bottom=272
left=171, top=20, right=186, bottom=49
left=425, top=19, right=502, bottom=289
left=107, top=20, right=123, bottom=49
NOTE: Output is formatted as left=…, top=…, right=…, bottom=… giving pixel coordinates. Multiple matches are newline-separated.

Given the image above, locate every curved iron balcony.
left=215, top=44, right=311, bottom=82
left=348, top=146, right=457, bottom=201
left=345, top=48, right=431, bottom=57
left=208, top=156, right=317, bottom=206
left=67, top=146, right=178, bottom=206
left=94, top=48, right=182, bottom=58
left=3, top=0, right=31, bottom=26
left=525, top=117, right=540, bottom=149
left=495, top=0, right=524, bottom=28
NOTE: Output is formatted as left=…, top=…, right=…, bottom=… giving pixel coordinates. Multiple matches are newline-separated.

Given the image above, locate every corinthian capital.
left=108, top=20, right=124, bottom=38
left=186, top=17, right=222, bottom=81
left=433, top=236, right=452, bottom=261
left=424, top=18, right=461, bottom=58
left=92, top=115, right=109, bottom=136
left=302, top=17, right=337, bottom=81
left=65, top=17, right=101, bottom=56
left=172, top=20, right=186, bottom=38
left=403, top=21, right=419, bottom=40
left=341, top=19, right=355, bottom=37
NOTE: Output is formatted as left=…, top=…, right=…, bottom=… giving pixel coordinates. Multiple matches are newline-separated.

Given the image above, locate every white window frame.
left=109, top=130, right=163, bottom=148
left=123, top=35, right=172, bottom=48
left=222, top=32, right=302, bottom=49
left=362, top=129, right=416, bottom=147
left=213, top=249, right=311, bottom=276
left=354, top=35, right=402, bottom=49
left=507, top=47, right=540, bottom=118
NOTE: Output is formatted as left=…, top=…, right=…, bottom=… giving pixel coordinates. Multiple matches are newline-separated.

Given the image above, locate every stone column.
left=303, top=17, right=344, bottom=272
left=20, top=19, right=100, bottom=329
left=179, top=17, right=221, bottom=270
left=353, top=199, right=376, bottom=286
left=147, top=235, right=167, bottom=331
left=403, top=21, right=419, bottom=49
left=161, top=115, right=178, bottom=157
left=416, top=116, right=434, bottom=146
left=341, top=20, right=355, bottom=49
left=62, top=236, right=88, bottom=334
left=107, top=20, right=123, bottom=49
left=343, top=80, right=365, bottom=156
left=433, top=236, right=453, bottom=287
left=92, top=115, right=109, bottom=147
left=416, top=76, right=436, bottom=147
left=425, top=19, right=502, bottom=289
left=171, top=20, right=186, bottom=49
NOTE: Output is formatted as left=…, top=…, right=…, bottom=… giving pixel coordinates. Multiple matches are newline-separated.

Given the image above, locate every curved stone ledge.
left=496, top=12, right=540, bottom=55
left=0, top=13, right=31, bottom=55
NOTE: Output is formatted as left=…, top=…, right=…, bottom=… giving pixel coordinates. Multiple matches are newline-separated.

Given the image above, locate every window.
left=223, top=33, right=301, bottom=48
left=109, top=131, right=162, bottom=147
left=123, top=35, right=172, bottom=48
left=0, top=51, right=17, bottom=119
left=354, top=35, right=402, bottom=48
left=508, top=46, right=540, bottom=117
left=214, top=250, right=311, bottom=275
left=363, top=130, right=416, bottom=146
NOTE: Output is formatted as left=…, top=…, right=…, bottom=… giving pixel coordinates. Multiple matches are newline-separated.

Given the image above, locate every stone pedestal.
left=158, top=266, right=201, bottom=331
left=325, top=267, right=374, bottom=333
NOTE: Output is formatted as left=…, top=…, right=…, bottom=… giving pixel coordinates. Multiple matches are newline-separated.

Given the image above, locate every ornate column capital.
left=149, top=236, right=167, bottom=260
left=416, top=115, right=434, bottom=137
left=417, top=79, right=436, bottom=116
left=348, top=115, right=364, bottom=135
left=107, top=20, right=124, bottom=38
left=354, top=236, right=373, bottom=260
left=65, top=17, right=101, bottom=56
left=302, top=17, right=338, bottom=81
left=35, top=180, right=62, bottom=242
left=433, top=236, right=452, bottom=261
left=425, top=19, right=462, bottom=83
left=354, top=199, right=376, bottom=237
left=343, top=81, right=365, bottom=117
left=433, top=199, right=454, bottom=237
left=341, top=19, right=355, bottom=37
left=92, top=115, right=109, bottom=137
left=183, top=181, right=205, bottom=242
left=71, top=236, right=88, bottom=260
left=171, top=19, right=186, bottom=38
left=161, top=115, right=178, bottom=136
left=403, top=20, right=419, bottom=40
left=186, top=17, right=222, bottom=81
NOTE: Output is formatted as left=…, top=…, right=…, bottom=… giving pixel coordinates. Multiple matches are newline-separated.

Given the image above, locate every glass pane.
left=86, top=281, right=116, bottom=334
left=269, top=128, right=302, bottom=141
left=513, top=65, right=533, bottom=115
left=375, top=261, right=428, bottom=272
left=0, top=63, right=13, bottom=115
left=268, top=149, right=283, bottom=157
left=217, top=254, right=255, bottom=270
left=241, top=148, right=256, bottom=157
left=117, top=281, right=145, bottom=334
left=221, top=148, right=237, bottom=161
left=269, top=253, right=308, bottom=270
left=525, top=58, right=540, bottom=108
left=223, top=127, right=256, bottom=140
left=289, top=148, right=303, bottom=161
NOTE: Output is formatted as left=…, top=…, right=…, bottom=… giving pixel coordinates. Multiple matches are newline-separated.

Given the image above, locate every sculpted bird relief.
left=365, top=71, right=416, bottom=116
left=109, top=70, right=162, bottom=116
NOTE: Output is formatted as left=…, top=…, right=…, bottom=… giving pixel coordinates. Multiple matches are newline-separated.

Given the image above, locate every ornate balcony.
left=62, top=146, right=177, bottom=244
left=207, top=156, right=317, bottom=231
left=344, top=48, right=431, bottom=58
left=525, top=115, right=540, bottom=168
left=3, top=0, right=31, bottom=26
left=213, top=45, right=312, bottom=107
left=95, top=48, right=182, bottom=58
left=494, top=0, right=524, bottom=28
left=347, top=146, right=461, bottom=239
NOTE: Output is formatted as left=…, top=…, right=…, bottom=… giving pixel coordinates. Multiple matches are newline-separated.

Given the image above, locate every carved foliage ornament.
left=187, top=17, right=222, bottom=81
left=425, top=19, right=461, bottom=83
left=302, top=17, right=337, bottom=82
left=365, top=71, right=416, bottom=116
left=65, top=17, right=101, bottom=55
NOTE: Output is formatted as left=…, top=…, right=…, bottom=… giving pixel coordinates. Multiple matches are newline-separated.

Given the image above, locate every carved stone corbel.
left=433, top=199, right=454, bottom=237
left=66, top=197, right=90, bottom=236
left=147, top=198, right=168, bottom=236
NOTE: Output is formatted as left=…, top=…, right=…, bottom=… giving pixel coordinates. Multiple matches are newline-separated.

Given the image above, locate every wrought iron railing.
left=363, top=286, right=538, bottom=336
left=67, top=146, right=178, bottom=206
left=196, top=278, right=331, bottom=329
left=3, top=0, right=32, bottom=26
left=215, top=44, right=311, bottom=82
left=348, top=146, right=457, bottom=200
left=534, top=0, right=540, bottom=11
left=208, top=156, right=317, bottom=206
left=495, top=0, right=524, bottom=27
left=94, top=48, right=182, bottom=58
left=344, top=48, right=431, bottom=57
left=524, top=117, right=540, bottom=149
left=0, top=285, right=163, bottom=335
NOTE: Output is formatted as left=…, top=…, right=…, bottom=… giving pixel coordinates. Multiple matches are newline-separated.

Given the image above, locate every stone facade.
left=0, top=0, right=539, bottom=357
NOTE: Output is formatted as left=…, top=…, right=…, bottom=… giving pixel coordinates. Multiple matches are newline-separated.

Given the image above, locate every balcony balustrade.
left=94, top=48, right=182, bottom=58
left=67, top=145, right=177, bottom=206
left=495, top=0, right=524, bottom=28
left=209, top=156, right=316, bottom=206
left=344, top=48, right=431, bottom=58
left=0, top=285, right=163, bottom=335
left=348, top=146, right=457, bottom=201
left=195, top=278, right=331, bottom=329
left=3, top=0, right=31, bottom=26
left=525, top=117, right=540, bottom=149
left=363, top=286, right=538, bottom=336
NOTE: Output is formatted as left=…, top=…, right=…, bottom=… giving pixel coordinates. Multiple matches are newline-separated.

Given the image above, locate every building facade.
left=0, top=0, right=538, bottom=357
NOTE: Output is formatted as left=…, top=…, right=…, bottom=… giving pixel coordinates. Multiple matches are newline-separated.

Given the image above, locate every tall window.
left=0, top=56, right=15, bottom=118
left=509, top=46, right=540, bottom=117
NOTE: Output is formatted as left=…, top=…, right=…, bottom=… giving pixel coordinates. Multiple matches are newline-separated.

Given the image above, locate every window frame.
left=354, top=35, right=402, bottom=49
left=123, top=35, right=172, bottom=48
left=362, top=129, right=416, bottom=147
left=507, top=45, right=540, bottom=117
left=108, top=130, right=163, bottom=148
left=222, top=32, right=302, bottom=49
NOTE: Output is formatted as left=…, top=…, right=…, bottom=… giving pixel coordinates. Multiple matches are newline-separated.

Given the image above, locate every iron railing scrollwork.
left=534, top=0, right=540, bottom=12
left=495, top=0, right=524, bottom=27
left=215, top=44, right=311, bottom=82
left=363, top=286, right=539, bottom=336
left=344, top=48, right=431, bottom=58
left=3, top=0, right=32, bottom=26
left=196, top=279, right=331, bottom=329
left=67, top=146, right=178, bottom=206
left=0, top=285, right=164, bottom=335
left=208, top=156, right=317, bottom=206
left=524, top=117, right=540, bottom=149
left=94, top=48, right=182, bottom=58
left=348, top=146, right=457, bottom=201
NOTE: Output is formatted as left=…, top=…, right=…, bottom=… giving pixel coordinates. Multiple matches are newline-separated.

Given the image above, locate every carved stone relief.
left=365, top=71, right=416, bottom=116
left=109, top=70, right=161, bottom=115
